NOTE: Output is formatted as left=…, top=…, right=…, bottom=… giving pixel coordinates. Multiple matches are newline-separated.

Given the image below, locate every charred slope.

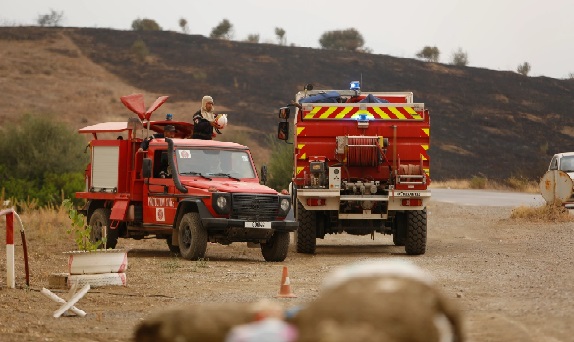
left=4, top=27, right=574, bottom=180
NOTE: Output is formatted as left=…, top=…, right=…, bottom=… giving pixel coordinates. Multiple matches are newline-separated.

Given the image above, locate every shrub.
left=511, top=204, right=574, bottom=222
left=37, top=9, right=64, bottom=27
left=266, top=134, right=293, bottom=191
left=469, top=175, right=487, bottom=189
left=451, top=48, right=468, bottom=66
left=132, top=38, right=150, bottom=62
left=319, top=28, right=365, bottom=51
left=517, top=62, right=531, bottom=76
left=416, top=46, right=440, bottom=62
left=0, top=115, right=88, bottom=207
left=131, top=18, right=162, bottom=31
left=210, top=19, right=233, bottom=39
left=62, top=199, right=105, bottom=251
left=505, top=176, right=537, bottom=192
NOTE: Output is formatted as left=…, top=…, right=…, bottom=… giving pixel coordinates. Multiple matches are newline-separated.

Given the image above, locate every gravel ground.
left=1, top=200, right=573, bottom=341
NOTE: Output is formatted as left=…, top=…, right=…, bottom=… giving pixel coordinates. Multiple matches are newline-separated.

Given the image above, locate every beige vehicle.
left=539, top=152, right=574, bottom=207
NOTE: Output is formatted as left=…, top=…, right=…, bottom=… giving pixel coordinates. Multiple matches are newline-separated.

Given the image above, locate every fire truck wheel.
left=296, top=201, right=316, bottom=254
left=393, top=212, right=407, bottom=246
left=261, top=231, right=290, bottom=262
left=89, top=208, right=118, bottom=249
left=178, top=212, right=207, bottom=260
left=405, top=209, right=427, bottom=255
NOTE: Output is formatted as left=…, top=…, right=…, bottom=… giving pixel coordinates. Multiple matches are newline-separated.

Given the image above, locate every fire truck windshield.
left=175, top=149, right=256, bottom=179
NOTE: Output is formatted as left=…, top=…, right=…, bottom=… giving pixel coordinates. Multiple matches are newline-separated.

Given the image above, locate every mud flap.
left=110, top=200, right=129, bottom=222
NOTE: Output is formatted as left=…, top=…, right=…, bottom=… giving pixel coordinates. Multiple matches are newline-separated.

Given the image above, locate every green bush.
left=131, top=18, right=162, bottom=31
left=266, top=134, right=293, bottom=191
left=319, top=28, right=365, bottom=51
left=0, top=115, right=88, bottom=207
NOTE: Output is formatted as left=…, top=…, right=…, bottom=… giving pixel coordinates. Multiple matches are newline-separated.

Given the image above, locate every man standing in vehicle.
left=191, top=95, right=226, bottom=139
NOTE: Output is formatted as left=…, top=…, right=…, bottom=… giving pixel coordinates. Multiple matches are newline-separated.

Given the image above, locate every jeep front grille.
left=231, top=194, right=278, bottom=221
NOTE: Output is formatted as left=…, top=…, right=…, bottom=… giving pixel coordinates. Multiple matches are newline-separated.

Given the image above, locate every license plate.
left=245, top=221, right=272, bottom=229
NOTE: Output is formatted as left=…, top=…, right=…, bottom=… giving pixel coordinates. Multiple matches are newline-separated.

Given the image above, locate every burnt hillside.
left=3, top=27, right=574, bottom=181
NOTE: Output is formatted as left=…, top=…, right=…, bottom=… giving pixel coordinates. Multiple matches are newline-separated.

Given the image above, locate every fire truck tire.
left=261, top=231, right=290, bottom=262
left=89, top=208, right=118, bottom=249
left=393, top=212, right=407, bottom=246
left=405, top=209, right=427, bottom=255
left=296, top=202, right=316, bottom=254
left=178, top=212, right=207, bottom=260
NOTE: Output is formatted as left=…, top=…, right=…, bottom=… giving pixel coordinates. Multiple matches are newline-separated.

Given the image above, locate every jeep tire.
left=89, top=208, right=118, bottom=249
left=261, top=231, right=290, bottom=262
left=178, top=212, right=207, bottom=260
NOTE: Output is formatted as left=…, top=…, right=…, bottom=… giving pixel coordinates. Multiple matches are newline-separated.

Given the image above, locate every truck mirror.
left=278, top=122, right=289, bottom=141
left=278, top=107, right=290, bottom=119
left=260, top=165, right=268, bottom=185
left=143, top=158, right=152, bottom=178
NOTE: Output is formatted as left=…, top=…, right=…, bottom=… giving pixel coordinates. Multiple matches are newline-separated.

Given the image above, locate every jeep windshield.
left=559, top=155, right=574, bottom=172
left=175, top=148, right=256, bottom=179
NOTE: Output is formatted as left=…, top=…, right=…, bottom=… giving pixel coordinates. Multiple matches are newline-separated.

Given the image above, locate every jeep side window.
left=153, top=150, right=172, bottom=178
left=559, top=157, right=574, bottom=172
left=549, top=157, right=558, bottom=170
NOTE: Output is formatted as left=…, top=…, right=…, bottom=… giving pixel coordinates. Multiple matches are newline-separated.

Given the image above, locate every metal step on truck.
left=276, top=82, right=431, bottom=255
left=76, top=94, right=297, bottom=262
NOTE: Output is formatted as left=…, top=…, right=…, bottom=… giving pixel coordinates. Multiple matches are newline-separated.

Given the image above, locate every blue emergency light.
left=350, top=81, right=360, bottom=91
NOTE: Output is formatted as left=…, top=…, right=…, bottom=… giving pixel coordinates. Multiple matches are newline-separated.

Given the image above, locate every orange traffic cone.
left=275, top=266, right=297, bottom=298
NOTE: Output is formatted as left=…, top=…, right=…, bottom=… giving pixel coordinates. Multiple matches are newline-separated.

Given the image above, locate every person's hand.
left=214, top=114, right=227, bottom=129
left=137, top=147, right=143, bottom=153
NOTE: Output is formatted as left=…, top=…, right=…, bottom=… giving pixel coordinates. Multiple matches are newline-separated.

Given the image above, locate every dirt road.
left=1, top=200, right=573, bottom=341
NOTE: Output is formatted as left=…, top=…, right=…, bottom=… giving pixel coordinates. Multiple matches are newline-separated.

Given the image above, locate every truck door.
left=143, top=149, right=177, bottom=225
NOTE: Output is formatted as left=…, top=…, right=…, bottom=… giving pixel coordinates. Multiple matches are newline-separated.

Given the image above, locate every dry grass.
left=431, top=176, right=539, bottom=193
left=510, top=204, right=574, bottom=222
left=1, top=190, right=72, bottom=249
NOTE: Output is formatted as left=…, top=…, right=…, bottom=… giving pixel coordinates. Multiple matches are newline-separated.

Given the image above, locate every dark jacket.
left=191, top=110, right=213, bottom=140
left=140, top=133, right=164, bottom=151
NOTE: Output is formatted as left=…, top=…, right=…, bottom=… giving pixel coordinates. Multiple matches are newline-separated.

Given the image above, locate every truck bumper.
left=201, top=218, right=298, bottom=232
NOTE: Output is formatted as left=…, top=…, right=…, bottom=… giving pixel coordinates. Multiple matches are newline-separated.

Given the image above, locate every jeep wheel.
left=405, top=209, right=427, bottom=255
left=261, top=231, right=290, bottom=262
left=296, top=201, right=316, bottom=254
left=393, top=212, right=407, bottom=246
left=89, top=208, right=118, bottom=249
left=178, top=212, right=207, bottom=260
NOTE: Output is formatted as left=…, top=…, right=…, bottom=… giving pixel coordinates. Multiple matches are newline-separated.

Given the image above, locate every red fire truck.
left=277, top=83, right=430, bottom=255
left=76, top=94, right=296, bottom=261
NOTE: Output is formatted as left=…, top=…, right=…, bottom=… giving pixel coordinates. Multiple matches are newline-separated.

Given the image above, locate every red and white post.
left=1, top=209, right=15, bottom=288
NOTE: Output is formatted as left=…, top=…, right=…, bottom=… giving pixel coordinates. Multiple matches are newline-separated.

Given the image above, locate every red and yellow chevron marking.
left=303, top=106, right=422, bottom=120
left=297, top=143, right=306, bottom=160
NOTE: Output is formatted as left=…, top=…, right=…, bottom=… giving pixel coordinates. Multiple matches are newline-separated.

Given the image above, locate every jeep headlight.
left=278, top=196, right=291, bottom=217
left=212, top=193, right=231, bottom=215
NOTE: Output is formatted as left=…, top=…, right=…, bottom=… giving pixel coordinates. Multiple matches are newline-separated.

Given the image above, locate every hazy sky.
left=2, top=0, right=573, bottom=79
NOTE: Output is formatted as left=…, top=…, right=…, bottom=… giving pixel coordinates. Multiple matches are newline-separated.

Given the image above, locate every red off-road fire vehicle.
left=76, top=94, right=297, bottom=262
